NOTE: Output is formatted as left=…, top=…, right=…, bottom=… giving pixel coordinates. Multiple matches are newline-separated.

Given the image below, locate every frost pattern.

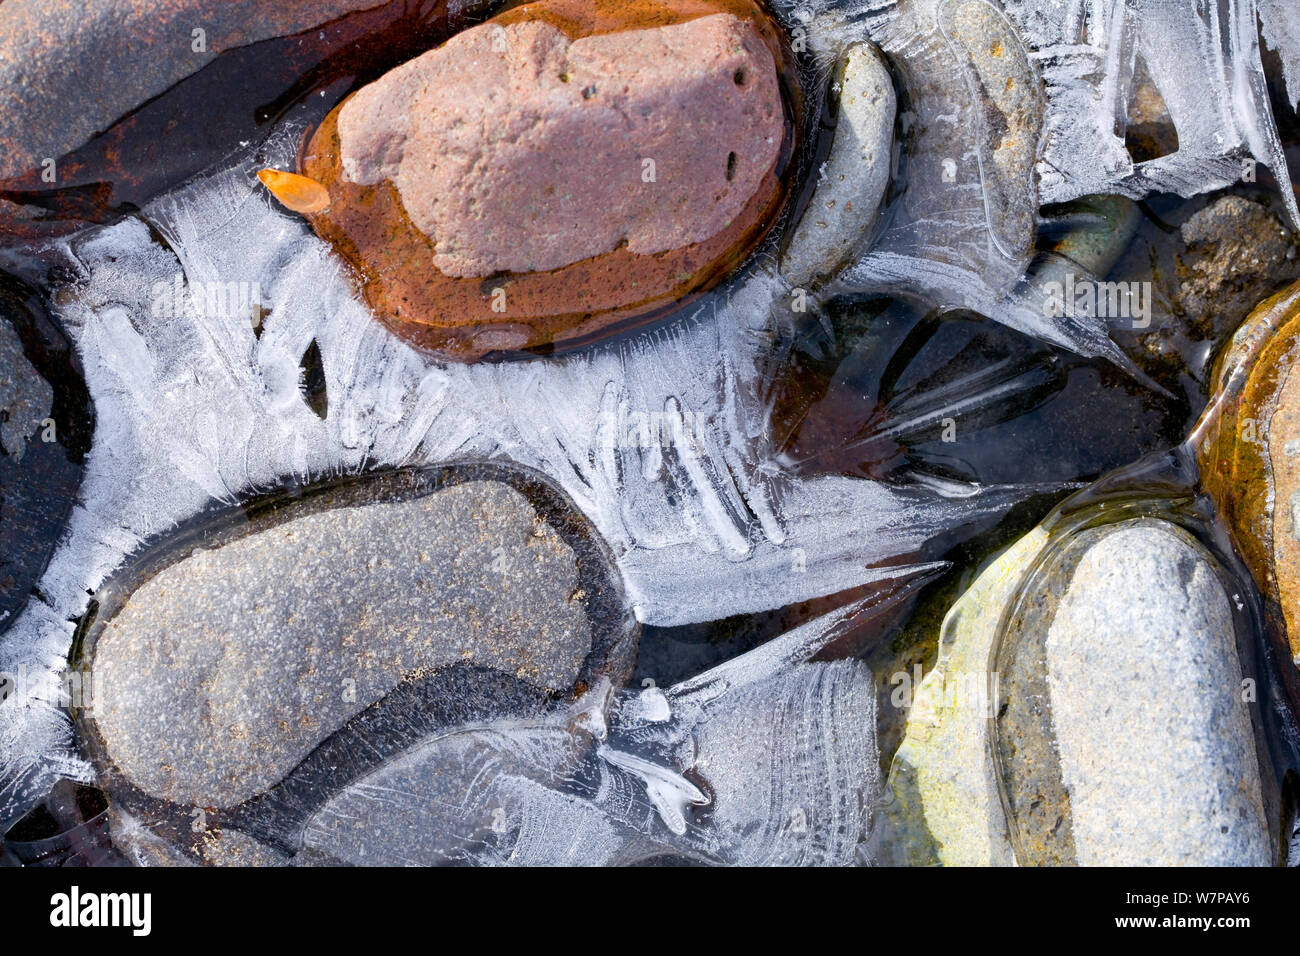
left=298, top=598, right=880, bottom=866
left=1260, top=0, right=1300, bottom=114
left=792, top=0, right=1298, bottom=365
left=1000, top=0, right=1299, bottom=225
left=0, top=121, right=1034, bottom=826
left=5, top=0, right=1268, bottom=839
left=780, top=0, right=1135, bottom=366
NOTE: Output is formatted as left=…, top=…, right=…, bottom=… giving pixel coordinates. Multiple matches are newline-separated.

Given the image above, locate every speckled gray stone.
left=781, top=42, right=894, bottom=288
left=880, top=516, right=1273, bottom=867
left=1043, top=520, right=1270, bottom=866
left=90, top=479, right=603, bottom=809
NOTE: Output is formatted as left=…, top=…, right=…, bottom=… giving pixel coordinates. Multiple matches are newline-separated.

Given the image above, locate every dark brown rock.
left=0, top=0, right=389, bottom=181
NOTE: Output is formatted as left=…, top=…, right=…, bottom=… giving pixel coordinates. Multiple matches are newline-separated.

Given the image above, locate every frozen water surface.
left=1, top=0, right=1296, bottom=862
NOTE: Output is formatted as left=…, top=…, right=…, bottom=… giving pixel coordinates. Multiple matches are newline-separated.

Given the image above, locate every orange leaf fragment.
left=257, top=169, right=331, bottom=214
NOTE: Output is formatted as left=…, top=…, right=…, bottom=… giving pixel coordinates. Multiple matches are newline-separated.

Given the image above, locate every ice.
left=4, top=0, right=1255, bottom=840
left=35, top=121, right=1038, bottom=624
left=300, top=597, right=882, bottom=866
left=999, top=0, right=1299, bottom=226
left=774, top=0, right=1138, bottom=367
left=786, top=0, right=1300, bottom=367
left=0, top=119, right=1044, bottom=827
left=1261, top=0, right=1300, bottom=113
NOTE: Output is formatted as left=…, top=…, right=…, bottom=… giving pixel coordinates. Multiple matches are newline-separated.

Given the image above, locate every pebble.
left=780, top=42, right=895, bottom=288
left=1035, top=521, right=1269, bottom=866
left=83, top=475, right=636, bottom=809
left=877, top=516, right=1272, bottom=865
left=289, top=0, right=797, bottom=360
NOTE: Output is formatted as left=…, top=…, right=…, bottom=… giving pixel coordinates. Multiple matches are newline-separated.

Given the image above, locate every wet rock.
left=780, top=42, right=895, bottom=288
left=875, top=528, right=1041, bottom=866
left=940, top=0, right=1043, bottom=259
left=0, top=315, right=50, bottom=463
left=0, top=3, right=498, bottom=240
left=1100, top=191, right=1300, bottom=394
left=289, top=0, right=797, bottom=361
left=1177, top=195, right=1298, bottom=326
left=1030, top=521, right=1269, bottom=866
left=0, top=281, right=93, bottom=630
left=1196, top=280, right=1300, bottom=691
left=877, top=514, right=1270, bottom=866
left=79, top=471, right=636, bottom=810
left=337, top=15, right=782, bottom=278
left=0, top=0, right=392, bottom=181
left=1038, top=195, right=1142, bottom=279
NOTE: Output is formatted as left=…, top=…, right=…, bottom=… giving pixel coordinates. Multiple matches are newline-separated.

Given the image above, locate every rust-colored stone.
left=292, top=0, right=799, bottom=361
left=1193, top=279, right=1300, bottom=686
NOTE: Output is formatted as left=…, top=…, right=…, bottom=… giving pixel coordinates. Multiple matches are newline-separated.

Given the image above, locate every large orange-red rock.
left=340, top=14, right=782, bottom=278
left=286, top=0, right=799, bottom=361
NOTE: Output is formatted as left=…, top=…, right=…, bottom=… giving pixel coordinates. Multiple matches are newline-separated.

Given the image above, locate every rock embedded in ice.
left=837, top=0, right=1142, bottom=366
left=1121, top=58, right=1179, bottom=164
left=293, top=0, right=796, bottom=360
left=0, top=313, right=49, bottom=464
left=298, top=710, right=613, bottom=866
left=780, top=42, right=895, bottom=288
left=82, top=475, right=636, bottom=809
left=1195, top=279, right=1300, bottom=693
left=1002, top=0, right=1300, bottom=228
left=940, top=0, right=1044, bottom=258
left=0, top=296, right=91, bottom=630
left=1176, top=195, right=1298, bottom=329
left=875, top=528, right=1042, bottom=866
left=0, top=310, right=50, bottom=616
left=878, top=513, right=1270, bottom=866
left=1036, top=520, right=1269, bottom=866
